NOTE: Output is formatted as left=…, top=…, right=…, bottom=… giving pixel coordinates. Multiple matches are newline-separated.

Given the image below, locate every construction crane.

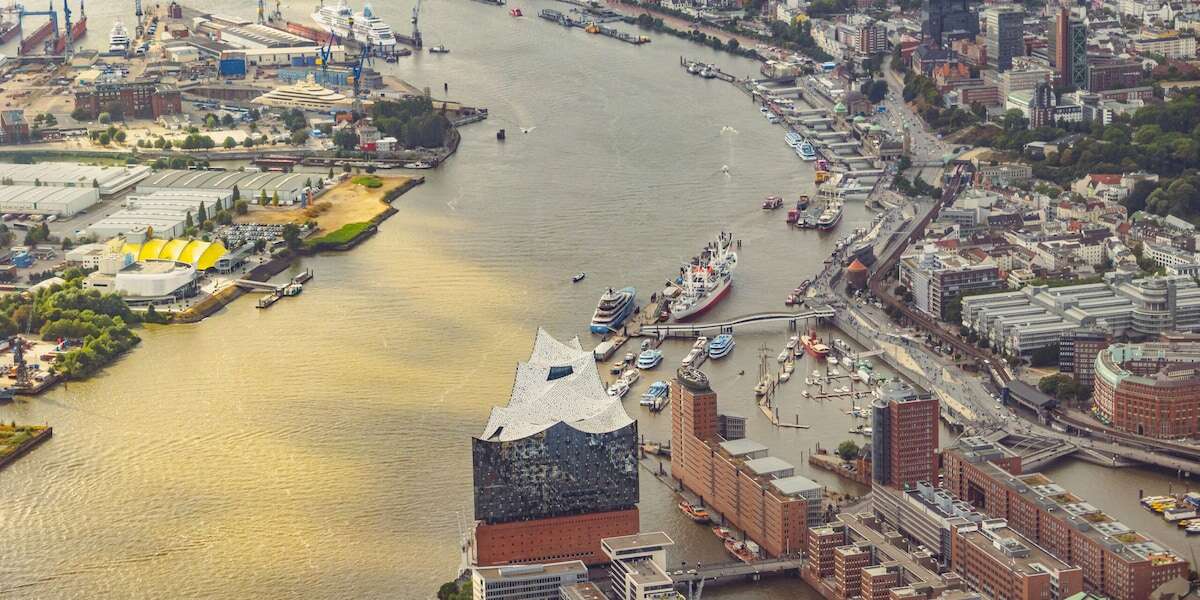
left=410, top=0, right=422, bottom=49
left=134, top=0, right=143, bottom=36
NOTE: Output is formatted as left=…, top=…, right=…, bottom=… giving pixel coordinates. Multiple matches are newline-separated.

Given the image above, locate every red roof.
left=848, top=259, right=867, bottom=272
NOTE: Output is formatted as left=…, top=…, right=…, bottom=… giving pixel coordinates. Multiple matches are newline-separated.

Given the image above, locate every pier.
left=639, top=306, right=835, bottom=338
left=680, top=57, right=737, bottom=82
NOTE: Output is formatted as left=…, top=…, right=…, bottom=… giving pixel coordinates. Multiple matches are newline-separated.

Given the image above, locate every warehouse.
left=0, top=185, right=99, bottom=217
left=125, top=189, right=233, bottom=213
left=136, top=170, right=313, bottom=205
left=0, top=163, right=151, bottom=196
left=86, top=259, right=199, bottom=304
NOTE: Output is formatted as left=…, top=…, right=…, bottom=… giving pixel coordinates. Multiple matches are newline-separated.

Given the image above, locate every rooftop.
left=473, top=560, right=587, bottom=582
left=121, top=259, right=192, bottom=274
left=602, top=531, right=674, bottom=553
left=560, top=582, right=607, bottom=600
left=957, top=519, right=1076, bottom=576
left=479, top=329, right=634, bottom=443
left=745, top=456, right=795, bottom=477
left=719, top=438, right=768, bottom=457
left=770, top=474, right=823, bottom=497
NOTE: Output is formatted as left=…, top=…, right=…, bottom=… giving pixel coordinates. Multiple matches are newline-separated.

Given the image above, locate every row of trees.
left=370, top=97, right=452, bottom=149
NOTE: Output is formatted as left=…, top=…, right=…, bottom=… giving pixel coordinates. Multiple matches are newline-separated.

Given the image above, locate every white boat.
left=829, top=356, right=839, bottom=366
left=778, top=350, right=789, bottom=363
left=708, top=334, right=735, bottom=359
left=607, top=380, right=629, bottom=399
left=403, top=161, right=434, bottom=169
left=641, top=381, right=668, bottom=407
left=830, top=368, right=840, bottom=376
left=637, top=349, right=664, bottom=369
left=619, top=368, right=640, bottom=386
left=312, top=0, right=398, bottom=54
left=429, top=44, right=450, bottom=54
left=108, top=19, right=130, bottom=55
left=780, top=370, right=791, bottom=382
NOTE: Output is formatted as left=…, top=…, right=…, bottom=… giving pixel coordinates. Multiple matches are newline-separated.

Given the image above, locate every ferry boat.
left=1164, top=506, right=1197, bottom=522
left=641, top=381, right=668, bottom=407
left=311, top=0, right=398, bottom=54
left=403, top=161, right=434, bottom=169
left=816, top=200, right=843, bottom=231
left=681, top=337, right=708, bottom=368
left=671, top=232, right=737, bottom=321
left=108, top=19, right=130, bottom=55
left=762, top=196, right=783, bottom=210
left=679, top=501, right=711, bottom=524
left=590, top=287, right=636, bottom=334
left=724, top=538, right=758, bottom=563
left=797, top=141, right=817, bottom=161
left=606, top=380, right=629, bottom=399
left=637, top=349, right=663, bottom=369
left=784, top=131, right=803, bottom=148
left=708, top=334, right=735, bottom=359
left=801, top=331, right=829, bottom=358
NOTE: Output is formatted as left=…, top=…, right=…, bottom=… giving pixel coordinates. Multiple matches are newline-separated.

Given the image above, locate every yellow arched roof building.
left=121, top=239, right=227, bottom=271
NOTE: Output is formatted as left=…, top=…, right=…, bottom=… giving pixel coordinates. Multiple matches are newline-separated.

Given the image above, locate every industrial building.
left=120, top=238, right=228, bottom=271
left=89, top=190, right=230, bottom=240
left=961, top=271, right=1200, bottom=358
left=136, top=170, right=313, bottom=205
left=1093, top=342, right=1200, bottom=439
left=671, top=368, right=818, bottom=558
left=0, top=185, right=99, bottom=217
left=74, top=81, right=183, bottom=121
left=469, top=329, right=639, bottom=568
left=0, top=163, right=150, bottom=196
left=943, top=439, right=1189, bottom=600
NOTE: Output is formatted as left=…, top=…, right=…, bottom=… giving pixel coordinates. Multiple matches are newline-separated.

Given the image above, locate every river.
left=0, top=1, right=1195, bottom=598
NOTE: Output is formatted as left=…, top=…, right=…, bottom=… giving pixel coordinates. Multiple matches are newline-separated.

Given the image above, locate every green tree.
left=197, top=202, right=208, bottom=224
left=282, top=223, right=301, bottom=249
left=235, top=200, right=249, bottom=215
left=97, top=132, right=110, bottom=145
left=232, top=185, right=240, bottom=201
left=223, top=136, right=237, bottom=149
left=836, top=440, right=860, bottom=461
left=333, top=128, right=360, bottom=151
left=185, top=211, right=194, bottom=229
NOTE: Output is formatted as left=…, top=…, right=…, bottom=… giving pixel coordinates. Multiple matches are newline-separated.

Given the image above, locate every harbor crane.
left=60, top=0, right=71, bottom=53
left=17, top=2, right=60, bottom=52
left=351, top=46, right=371, bottom=101
left=410, top=0, right=422, bottom=49
left=134, top=0, right=143, bottom=36
left=256, top=0, right=263, bottom=24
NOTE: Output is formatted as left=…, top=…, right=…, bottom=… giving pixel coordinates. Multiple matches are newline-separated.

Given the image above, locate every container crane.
left=410, top=0, right=422, bottom=49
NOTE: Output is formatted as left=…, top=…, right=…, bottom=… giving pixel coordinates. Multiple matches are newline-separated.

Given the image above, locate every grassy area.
left=0, top=424, right=47, bottom=459
left=305, top=222, right=372, bottom=250
left=351, top=175, right=383, bottom=188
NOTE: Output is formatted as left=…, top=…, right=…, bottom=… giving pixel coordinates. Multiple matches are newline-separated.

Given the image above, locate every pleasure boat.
left=637, top=349, right=664, bottom=369
left=619, top=368, right=640, bottom=386
left=572, top=272, right=586, bottom=283
left=681, top=337, right=708, bottom=367
left=786, top=336, right=798, bottom=350
left=797, top=141, right=816, bottom=161
left=708, top=334, right=735, bottom=359
left=829, top=356, right=839, bottom=366
left=762, top=196, right=783, bottom=210
left=402, top=161, right=433, bottom=169
left=671, top=233, right=737, bottom=321
left=778, top=349, right=790, bottom=363
left=797, top=195, right=810, bottom=210
left=108, top=20, right=130, bottom=55
left=311, top=0, right=398, bottom=54
left=509, top=7, right=523, bottom=15
left=429, top=44, right=450, bottom=53
left=607, top=380, right=629, bottom=399
left=590, top=287, right=636, bottom=334
left=817, top=200, right=843, bottom=231
left=785, top=131, right=803, bottom=148
left=641, top=380, right=669, bottom=407
left=725, top=538, right=757, bottom=563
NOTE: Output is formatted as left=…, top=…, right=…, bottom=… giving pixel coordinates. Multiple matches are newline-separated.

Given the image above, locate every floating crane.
left=410, top=0, right=422, bottom=49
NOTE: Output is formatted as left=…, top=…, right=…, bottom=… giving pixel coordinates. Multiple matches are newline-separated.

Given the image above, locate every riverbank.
left=0, top=424, right=52, bottom=471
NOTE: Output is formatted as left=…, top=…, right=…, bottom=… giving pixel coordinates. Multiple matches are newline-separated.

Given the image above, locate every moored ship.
left=724, top=538, right=758, bottom=563
left=107, top=19, right=130, bottom=55
left=797, top=141, right=817, bottom=161
left=816, top=200, right=842, bottom=231
left=801, top=330, right=829, bottom=358
left=312, top=0, right=397, bottom=54
left=590, top=286, right=636, bottom=334
left=678, top=500, right=710, bottom=523
left=670, top=232, right=737, bottom=321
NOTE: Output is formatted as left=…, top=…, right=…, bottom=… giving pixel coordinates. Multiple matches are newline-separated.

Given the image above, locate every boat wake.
left=720, top=125, right=738, bottom=135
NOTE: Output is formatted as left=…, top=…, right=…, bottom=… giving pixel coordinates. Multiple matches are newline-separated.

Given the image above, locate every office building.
left=471, top=561, right=589, bottom=600
left=871, top=381, right=938, bottom=489
left=922, top=0, right=977, bottom=47
left=983, top=6, right=1024, bottom=71
left=470, top=329, right=639, bottom=567
left=961, top=271, right=1200, bottom=358
left=949, top=519, right=1084, bottom=600
left=671, top=367, right=815, bottom=557
left=942, top=439, right=1190, bottom=600
left=1058, top=329, right=1111, bottom=389
left=74, top=81, right=182, bottom=120
left=560, top=583, right=608, bottom=600
left=602, top=532, right=678, bottom=600
left=833, top=544, right=872, bottom=599
left=898, top=248, right=1005, bottom=320
left=871, top=480, right=986, bottom=566
left=1029, top=82, right=1057, bottom=128
left=1131, top=34, right=1197, bottom=60
left=1093, top=342, right=1200, bottom=439
left=1087, top=58, right=1142, bottom=92
left=1049, top=8, right=1088, bottom=89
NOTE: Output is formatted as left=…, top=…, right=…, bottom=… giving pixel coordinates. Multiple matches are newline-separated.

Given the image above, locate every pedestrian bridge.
left=233, top=279, right=285, bottom=293
left=640, top=307, right=836, bottom=338
left=671, top=556, right=805, bottom=585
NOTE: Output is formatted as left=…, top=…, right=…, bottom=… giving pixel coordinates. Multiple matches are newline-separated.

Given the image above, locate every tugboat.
left=678, top=500, right=711, bottom=524
left=429, top=44, right=449, bottom=53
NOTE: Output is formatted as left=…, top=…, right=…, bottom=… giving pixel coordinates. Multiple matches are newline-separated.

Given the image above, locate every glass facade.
left=473, top=420, right=639, bottom=524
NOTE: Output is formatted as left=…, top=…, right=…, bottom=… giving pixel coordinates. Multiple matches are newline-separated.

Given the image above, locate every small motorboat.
left=619, top=368, right=640, bottom=385
left=572, top=272, right=586, bottom=283
left=778, top=349, right=789, bottom=363
left=497, top=129, right=506, bottom=140
left=402, top=161, right=434, bottom=169
left=429, top=45, right=450, bottom=53
left=607, top=380, right=629, bottom=399
left=762, top=196, right=783, bottom=210
left=509, top=7, right=523, bottom=16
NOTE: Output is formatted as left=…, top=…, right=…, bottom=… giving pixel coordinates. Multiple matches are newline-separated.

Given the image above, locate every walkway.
left=639, top=307, right=836, bottom=338
left=670, top=556, right=804, bottom=585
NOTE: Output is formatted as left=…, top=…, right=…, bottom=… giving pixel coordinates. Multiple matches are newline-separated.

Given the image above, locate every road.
left=879, top=56, right=956, bottom=183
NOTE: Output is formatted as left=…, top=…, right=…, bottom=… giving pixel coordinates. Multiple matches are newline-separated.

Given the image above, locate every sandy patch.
left=234, top=176, right=411, bottom=234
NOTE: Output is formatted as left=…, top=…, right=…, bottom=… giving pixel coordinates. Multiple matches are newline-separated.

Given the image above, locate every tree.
left=220, top=114, right=235, bottom=127
left=223, top=136, right=237, bottom=149
left=290, top=130, right=310, bottom=146
left=235, top=200, right=249, bottom=215
left=282, top=223, right=301, bottom=249
left=197, top=202, right=208, bottom=224
left=232, top=185, right=240, bottom=201
left=259, top=189, right=269, bottom=205
left=98, top=132, right=110, bottom=145
left=272, top=191, right=280, bottom=207
left=333, top=128, right=360, bottom=151
left=242, top=136, right=255, bottom=148
left=836, top=440, right=860, bottom=461
left=114, top=130, right=126, bottom=143
left=185, top=211, right=194, bottom=229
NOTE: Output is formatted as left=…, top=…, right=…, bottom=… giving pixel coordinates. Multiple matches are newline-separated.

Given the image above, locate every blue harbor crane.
left=16, top=2, right=59, bottom=53
left=61, top=0, right=71, bottom=53
left=410, top=0, right=422, bottom=49
left=316, top=31, right=337, bottom=73
left=351, top=46, right=371, bottom=99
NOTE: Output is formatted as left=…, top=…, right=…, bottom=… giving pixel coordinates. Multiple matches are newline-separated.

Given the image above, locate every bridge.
left=233, top=279, right=285, bottom=292
left=671, top=556, right=804, bottom=586
left=1002, top=433, right=1079, bottom=471
left=639, top=307, right=835, bottom=338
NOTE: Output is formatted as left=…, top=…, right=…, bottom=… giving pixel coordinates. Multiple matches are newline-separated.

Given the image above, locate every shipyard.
left=2, top=0, right=1200, bottom=598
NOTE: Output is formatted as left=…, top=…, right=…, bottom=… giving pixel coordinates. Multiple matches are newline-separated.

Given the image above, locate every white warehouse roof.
left=0, top=185, right=99, bottom=216
left=0, top=163, right=151, bottom=195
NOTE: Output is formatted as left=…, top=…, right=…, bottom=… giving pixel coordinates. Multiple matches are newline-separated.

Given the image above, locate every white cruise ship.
left=108, top=19, right=130, bottom=55
left=312, top=0, right=397, bottom=54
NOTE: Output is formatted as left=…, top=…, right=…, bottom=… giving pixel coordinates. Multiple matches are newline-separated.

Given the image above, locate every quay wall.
left=0, top=427, right=53, bottom=471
